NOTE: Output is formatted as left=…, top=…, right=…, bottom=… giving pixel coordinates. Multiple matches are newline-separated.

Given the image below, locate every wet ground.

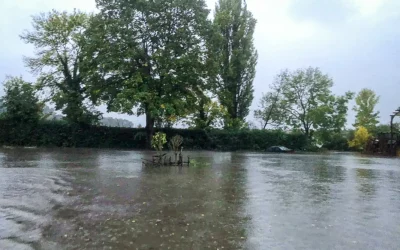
left=0, top=148, right=400, bottom=250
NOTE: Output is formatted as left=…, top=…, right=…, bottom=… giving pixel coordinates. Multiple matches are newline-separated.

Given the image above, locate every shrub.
left=0, top=121, right=308, bottom=151
left=348, top=126, right=370, bottom=151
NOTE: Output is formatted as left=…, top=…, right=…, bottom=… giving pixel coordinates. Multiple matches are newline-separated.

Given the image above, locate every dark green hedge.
left=0, top=120, right=308, bottom=151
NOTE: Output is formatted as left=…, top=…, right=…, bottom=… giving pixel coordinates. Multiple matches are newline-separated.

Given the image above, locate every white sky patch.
left=347, top=0, right=400, bottom=23
left=249, top=0, right=318, bottom=42
left=1, top=0, right=96, bottom=12
left=350, top=0, right=387, bottom=17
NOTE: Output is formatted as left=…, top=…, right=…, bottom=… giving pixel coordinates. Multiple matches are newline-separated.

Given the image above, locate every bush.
left=0, top=120, right=308, bottom=151
left=0, top=76, right=44, bottom=146
left=348, top=126, right=370, bottom=151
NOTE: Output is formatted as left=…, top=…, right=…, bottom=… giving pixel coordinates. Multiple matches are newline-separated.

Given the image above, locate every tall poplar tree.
left=212, top=0, right=258, bottom=128
left=353, top=88, right=380, bottom=131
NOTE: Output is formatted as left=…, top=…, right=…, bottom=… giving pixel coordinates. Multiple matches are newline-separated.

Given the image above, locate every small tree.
left=1, top=76, right=44, bottom=145
left=1, top=76, right=43, bottom=123
left=348, top=126, right=370, bottom=151
left=151, top=132, right=167, bottom=159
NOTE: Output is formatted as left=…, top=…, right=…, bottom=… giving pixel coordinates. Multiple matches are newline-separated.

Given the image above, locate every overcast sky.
left=1, top=0, right=399, bottom=127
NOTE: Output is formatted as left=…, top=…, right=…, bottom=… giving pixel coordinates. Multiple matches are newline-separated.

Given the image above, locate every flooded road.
left=0, top=148, right=400, bottom=249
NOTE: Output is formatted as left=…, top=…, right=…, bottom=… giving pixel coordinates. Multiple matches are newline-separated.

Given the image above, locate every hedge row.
left=0, top=120, right=308, bottom=151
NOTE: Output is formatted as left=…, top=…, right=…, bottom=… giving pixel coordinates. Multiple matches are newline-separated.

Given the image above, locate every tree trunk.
left=145, top=111, right=155, bottom=150
left=304, top=128, right=309, bottom=138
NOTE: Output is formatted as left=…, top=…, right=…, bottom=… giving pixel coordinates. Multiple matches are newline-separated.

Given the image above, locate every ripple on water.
left=2, top=149, right=400, bottom=250
left=0, top=165, right=72, bottom=249
left=0, top=239, right=34, bottom=250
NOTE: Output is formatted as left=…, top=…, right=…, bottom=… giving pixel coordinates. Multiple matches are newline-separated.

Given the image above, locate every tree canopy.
left=83, top=0, right=212, bottom=146
left=273, top=67, right=354, bottom=138
left=252, top=67, right=355, bottom=147
left=1, top=76, right=44, bottom=124
left=0, top=76, right=46, bottom=145
left=348, top=126, right=370, bottom=151
left=20, top=10, right=100, bottom=125
left=3, top=2, right=381, bottom=152
left=185, top=98, right=226, bottom=129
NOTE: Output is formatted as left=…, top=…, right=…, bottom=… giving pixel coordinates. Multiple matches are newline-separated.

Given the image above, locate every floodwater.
left=0, top=149, right=400, bottom=250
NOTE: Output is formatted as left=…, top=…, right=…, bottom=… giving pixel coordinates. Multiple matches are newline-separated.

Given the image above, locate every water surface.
left=0, top=149, right=399, bottom=249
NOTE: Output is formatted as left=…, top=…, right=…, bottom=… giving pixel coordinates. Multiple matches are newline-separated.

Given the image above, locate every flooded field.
left=0, top=148, right=400, bottom=249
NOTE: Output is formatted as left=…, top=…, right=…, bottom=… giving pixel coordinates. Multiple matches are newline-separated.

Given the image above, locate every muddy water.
left=0, top=149, right=399, bottom=250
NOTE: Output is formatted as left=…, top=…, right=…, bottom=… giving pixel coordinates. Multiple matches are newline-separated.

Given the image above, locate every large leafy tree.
left=353, top=88, right=380, bottom=131
left=212, top=0, right=258, bottom=128
left=277, top=67, right=353, bottom=139
left=84, top=0, right=211, bottom=147
left=20, top=10, right=100, bottom=125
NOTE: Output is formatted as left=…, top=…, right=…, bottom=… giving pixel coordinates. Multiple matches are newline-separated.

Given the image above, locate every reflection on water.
left=0, top=149, right=400, bottom=249
left=356, top=168, right=377, bottom=198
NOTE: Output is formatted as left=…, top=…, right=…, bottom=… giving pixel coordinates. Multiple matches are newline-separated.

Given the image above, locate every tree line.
left=1, top=0, right=395, bottom=150
left=253, top=70, right=396, bottom=150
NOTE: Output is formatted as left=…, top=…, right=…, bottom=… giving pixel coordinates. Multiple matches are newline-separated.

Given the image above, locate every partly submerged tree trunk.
left=145, top=111, right=155, bottom=150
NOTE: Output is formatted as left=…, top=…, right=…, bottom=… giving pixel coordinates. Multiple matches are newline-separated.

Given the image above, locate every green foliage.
left=222, top=117, right=248, bottom=130
left=10, top=1, right=361, bottom=152
left=348, top=126, right=370, bottom=151
left=0, top=121, right=308, bottom=151
left=151, top=132, right=167, bottom=152
left=20, top=10, right=100, bottom=125
left=275, top=67, right=353, bottom=138
left=373, top=123, right=400, bottom=135
left=353, top=88, right=380, bottom=131
left=329, top=92, right=355, bottom=132
left=205, top=129, right=307, bottom=151
left=186, top=98, right=227, bottom=129
left=211, top=0, right=258, bottom=128
left=314, top=91, right=354, bottom=143
left=84, top=0, right=212, bottom=145
left=0, top=77, right=45, bottom=145
left=1, top=76, right=43, bottom=123
left=317, top=132, right=350, bottom=151
left=254, top=92, right=281, bottom=129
